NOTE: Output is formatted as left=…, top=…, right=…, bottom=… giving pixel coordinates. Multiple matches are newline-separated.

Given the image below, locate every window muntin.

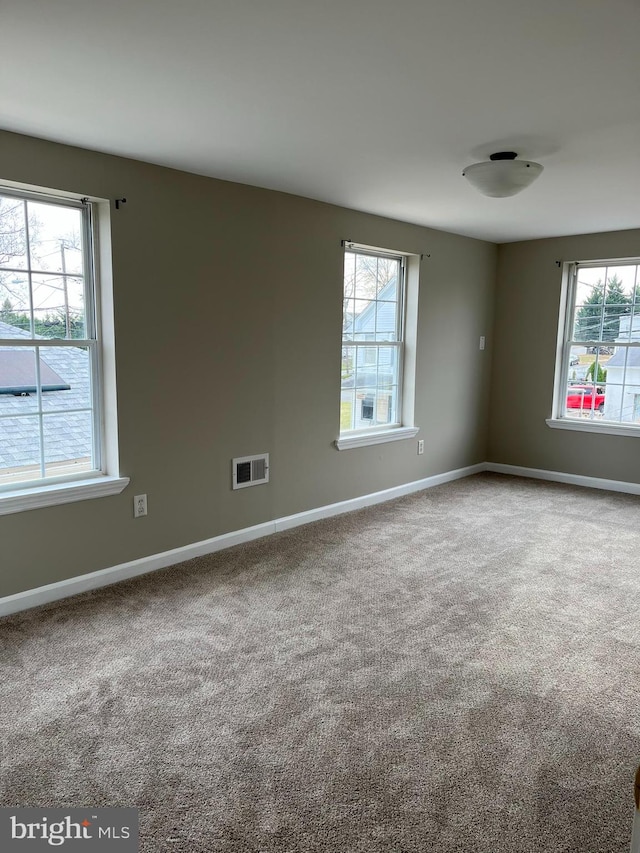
left=0, top=189, right=101, bottom=489
left=556, top=260, right=640, bottom=427
left=340, top=248, right=404, bottom=434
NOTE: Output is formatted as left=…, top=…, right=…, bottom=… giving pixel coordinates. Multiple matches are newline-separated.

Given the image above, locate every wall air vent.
left=232, top=453, right=270, bottom=490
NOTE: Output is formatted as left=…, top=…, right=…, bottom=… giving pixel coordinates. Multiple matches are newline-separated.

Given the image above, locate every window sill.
left=546, top=418, right=640, bottom=438
left=335, top=426, right=419, bottom=451
left=0, top=475, right=130, bottom=516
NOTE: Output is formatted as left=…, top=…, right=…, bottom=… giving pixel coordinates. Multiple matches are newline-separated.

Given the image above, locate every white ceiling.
left=3, top=0, right=639, bottom=243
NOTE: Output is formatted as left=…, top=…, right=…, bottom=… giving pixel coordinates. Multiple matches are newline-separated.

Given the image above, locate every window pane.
left=348, top=299, right=372, bottom=341
left=342, top=297, right=355, bottom=340
left=40, top=345, right=92, bottom=412
left=575, top=348, right=611, bottom=389
left=353, top=254, right=399, bottom=301
left=0, top=347, right=42, bottom=412
left=354, top=367, right=376, bottom=392
left=603, top=378, right=625, bottom=422
left=0, top=273, right=31, bottom=334
left=375, top=301, right=398, bottom=339
left=613, top=306, right=640, bottom=343
left=375, top=258, right=400, bottom=298
left=376, top=345, right=398, bottom=382
left=385, top=387, right=399, bottom=424
left=31, top=274, right=86, bottom=339
left=604, top=346, right=640, bottom=423
left=341, top=346, right=355, bottom=384
left=573, top=307, right=603, bottom=342
left=354, top=388, right=398, bottom=427
left=378, top=371, right=393, bottom=390
left=566, top=346, right=586, bottom=381
left=361, top=346, right=377, bottom=367
left=564, top=382, right=605, bottom=418
left=605, top=267, right=635, bottom=302
left=574, top=267, right=605, bottom=307
left=0, top=414, right=42, bottom=486
left=0, top=196, right=28, bottom=271
left=354, top=255, right=378, bottom=301
left=27, top=202, right=84, bottom=275
left=633, top=268, right=640, bottom=304
left=360, top=393, right=375, bottom=422
left=43, top=411, right=93, bottom=477
left=340, top=388, right=355, bottom=431
left=620, top=389, right=640, bottom=423
left=601, top=304, right=631, bottom=342
left=352, top=298, right=372, bottom=317
left=629, top=307, right=640, bottom=339
left=343, top=251, right=357, bottom=290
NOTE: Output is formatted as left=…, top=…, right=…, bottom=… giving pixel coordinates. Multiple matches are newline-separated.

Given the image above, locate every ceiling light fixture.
left=462, top=151, right=543, bottom=198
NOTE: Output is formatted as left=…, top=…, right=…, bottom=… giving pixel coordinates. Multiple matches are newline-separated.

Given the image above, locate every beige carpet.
left=1, top=473, right=639, bottom=852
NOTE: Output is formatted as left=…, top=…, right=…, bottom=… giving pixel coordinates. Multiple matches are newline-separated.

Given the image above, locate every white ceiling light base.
left=462, top=151, right=543, bottom=198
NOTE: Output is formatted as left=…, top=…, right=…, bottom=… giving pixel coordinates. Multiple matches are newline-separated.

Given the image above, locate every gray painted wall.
left=489, top=229, right=640, bottom=479
left=0, top=130, right=497, bottom=598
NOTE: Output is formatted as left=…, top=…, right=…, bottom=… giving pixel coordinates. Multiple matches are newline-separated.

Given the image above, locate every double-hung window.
left=0, top=185, right=127, bottom=513
left=337, top=243, right=419, bottom=449
left=550, top=258, right=640, bottom=435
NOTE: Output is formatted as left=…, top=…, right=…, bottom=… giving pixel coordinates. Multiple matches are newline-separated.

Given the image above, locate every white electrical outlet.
left=134, top=494, right=147, bottom=518
left=417, top=440, right=424, bottom=455
left=479, top=335, right=486, bottom=350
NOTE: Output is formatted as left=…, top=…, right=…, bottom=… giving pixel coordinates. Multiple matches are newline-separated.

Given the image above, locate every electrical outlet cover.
left=134, top=494, right=147, bottom=517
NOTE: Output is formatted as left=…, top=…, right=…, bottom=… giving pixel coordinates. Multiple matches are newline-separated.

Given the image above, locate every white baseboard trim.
left=0, top=462, right=485, bottom=618
left=485, top=462, right=640, bottom=496
left=8, top=461, right=636, bottom=619
left=276, top=463, right=485, bottom=531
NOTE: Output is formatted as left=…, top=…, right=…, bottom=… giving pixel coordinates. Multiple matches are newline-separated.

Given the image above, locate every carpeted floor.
left=1, top=472, right=639, bottom=852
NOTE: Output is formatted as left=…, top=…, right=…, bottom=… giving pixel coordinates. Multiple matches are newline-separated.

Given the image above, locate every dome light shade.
left=462, top=151, right=543, bottom=198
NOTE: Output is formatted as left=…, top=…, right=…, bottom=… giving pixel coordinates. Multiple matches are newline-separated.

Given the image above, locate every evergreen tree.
left=0, top=297, right=28, bottom=331
left=0, top=298, right=83, bottom=338
left=586, top=361, right=607, bottom=383
left=575, top=274, right=631, bottom=342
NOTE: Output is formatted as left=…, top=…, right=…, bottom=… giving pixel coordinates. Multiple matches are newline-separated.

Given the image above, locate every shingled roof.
left=605, top=347, right=640, bottom=368
left=0, top=320, right=92, bottom=471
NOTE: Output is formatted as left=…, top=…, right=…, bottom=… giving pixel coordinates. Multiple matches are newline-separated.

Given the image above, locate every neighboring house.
left=604, top=314, right=640, bottom=422
left=0, top=320, right=92, bottom=482
left=341, top=277, right=399, bottom=431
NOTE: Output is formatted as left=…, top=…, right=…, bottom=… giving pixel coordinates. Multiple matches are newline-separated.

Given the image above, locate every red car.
left=566, top=385, right=605, bottom=412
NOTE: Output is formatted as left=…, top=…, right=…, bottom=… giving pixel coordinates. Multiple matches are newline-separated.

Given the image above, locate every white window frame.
left=0, top=181, right=128, bottom=515
left=336, top=241, right=419, bottom=450
left=548, top=257, right=640, bottom=438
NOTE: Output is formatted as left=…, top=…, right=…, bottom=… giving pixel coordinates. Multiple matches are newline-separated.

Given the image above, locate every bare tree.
left=343, top=251, right=398, bottom=302
left=0, top=196, right=84, bottom=337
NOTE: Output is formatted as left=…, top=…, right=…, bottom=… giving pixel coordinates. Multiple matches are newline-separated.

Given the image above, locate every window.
left=550, top=258, right=640, bottom=435
left=0, top=185, right=127, bottom=513
left=361, top=346, right=377, bottom=367
left=336, top=243, right=419, bottom=450
left=361, top=395, right=374, bottom=421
